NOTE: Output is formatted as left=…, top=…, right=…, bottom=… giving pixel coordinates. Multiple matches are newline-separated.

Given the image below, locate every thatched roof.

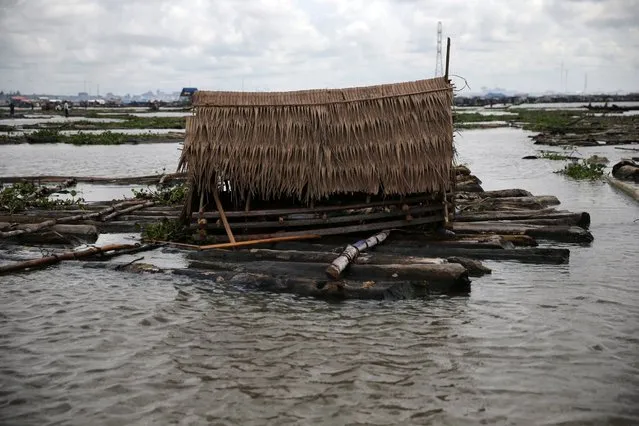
left=178, top=76, right=454, bottom=201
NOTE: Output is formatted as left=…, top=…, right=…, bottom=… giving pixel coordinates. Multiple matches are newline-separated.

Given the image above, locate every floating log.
left=187, top=248, right=490, bottom=277
left=272, top=241, right=570, bottom=264
left=455, top=182, right=484, bottom=192
left=457, top=195, right=561, bottom=211
left=326, top=230, right=390, bottom=279
left=189, top=247, right=443, bottom=266
left=454, top=165, right=471, bottom=176
left=0, top=200, right=148, bottom=239
left=0, top=243, right=143, bottom=275
left=102, top=201, right=155, bottom=221
left=469, top=189, right=533, bottom=198
left=11, top=224, right=98, bottom=245
left=188, top=259, right=470, bottom=293
left=451, top=222, right=593, bottom=243
left=605, top=176, right=639, bottom=203
left=456, top=209, right=590, bottom=228
left=446, top=257, right=492, bottom=276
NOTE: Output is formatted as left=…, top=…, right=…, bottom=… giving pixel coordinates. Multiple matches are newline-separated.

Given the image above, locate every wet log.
left=272, top=242, right=570, bottom=264
left=102, top=201, right=155, bottom=221
left=456, top=209, right=590, bottom=228
left=454, top=165, right=471, bottom=176
left=13, top=224, right=98, bottom=244
left=0, top=243, right=142, bottom=275
left=605, top=176, right=639, bottom=203
left=457, top=195, right=561, bottom=211
left=451, top=222, right=593, bottom=243
left=189, top=248, right=445, bottom=267
left=471, top=189, right=533, bottom=198
left=455, top=182, right=484, bottom=192
left=326, top=230, right=390, bottom=279
left=0, top=200, right=148, bottom=239
left=188, top=248, right=490, bottom=277
left=446, top=257, right=492, bottom=276
left=188, top=259, right=470, bottom=292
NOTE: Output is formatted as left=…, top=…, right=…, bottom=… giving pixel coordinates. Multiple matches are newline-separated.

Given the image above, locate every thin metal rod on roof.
left=444, top=37, right=451, bottom=81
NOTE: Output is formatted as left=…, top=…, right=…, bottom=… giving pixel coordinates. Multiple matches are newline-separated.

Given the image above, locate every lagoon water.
left=1, top=128, right=638, bottom=425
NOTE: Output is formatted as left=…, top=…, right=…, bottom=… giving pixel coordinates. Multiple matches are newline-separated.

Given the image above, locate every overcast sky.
left=1, top=0, right=637, bottom=96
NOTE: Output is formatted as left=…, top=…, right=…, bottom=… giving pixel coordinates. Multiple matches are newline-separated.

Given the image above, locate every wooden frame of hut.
left=178, top=76, right=454, bottom=243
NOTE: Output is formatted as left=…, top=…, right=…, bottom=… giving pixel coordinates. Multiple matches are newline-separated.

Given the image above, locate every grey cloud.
left=0, top=0, right=636, bottom=95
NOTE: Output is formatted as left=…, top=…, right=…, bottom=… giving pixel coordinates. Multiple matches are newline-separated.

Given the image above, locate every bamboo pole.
left=0, top=243, right=142, bottom=275
left=212, top=188, right=236, bottom=244
left=199, top=234, right=320, bottom=250
left=326, top=230, right=390, bottom=279
left=0, top=200, right=148, bottom=239
left=102, top=201, right=155, bottom=221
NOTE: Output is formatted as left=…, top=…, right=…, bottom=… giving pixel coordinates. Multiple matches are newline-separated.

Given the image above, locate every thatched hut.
left=178, top=76, right=454, bottom=242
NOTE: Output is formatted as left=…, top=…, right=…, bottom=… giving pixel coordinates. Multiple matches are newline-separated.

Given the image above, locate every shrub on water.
left=556, top=160, right=606, bottom=180
left=131, top=183, right=187, bottom=205
left=140, top=219, right=187, bottom=242
left=0, top=182, right=84, bottom=214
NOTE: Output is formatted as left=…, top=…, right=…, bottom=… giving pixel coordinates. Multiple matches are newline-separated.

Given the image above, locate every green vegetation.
left=22, top=115, right=186, bottom=131
left=140, top=218, right=187, bottom=241
left=556, top=160, right=606, bottom=180
left=539, top=151, right=571, bottom=160
left=22, top=129, right=173, bottom=145
left=516, top=109, right=586, bottom=133
left=0, top=182, right=84, bottom=214
left=131, top=183, right=187, bottom=206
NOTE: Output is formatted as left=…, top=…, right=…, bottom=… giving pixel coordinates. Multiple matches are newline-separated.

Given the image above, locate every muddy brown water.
left=1, top=128, right=638, bottom=425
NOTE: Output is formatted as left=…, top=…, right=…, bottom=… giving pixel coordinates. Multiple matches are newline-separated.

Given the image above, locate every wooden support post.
left=198, top=190, right=207, bottom=242
left=245, top=192, right=251, bottom=212
left=212, top=188, right=236, bottom=244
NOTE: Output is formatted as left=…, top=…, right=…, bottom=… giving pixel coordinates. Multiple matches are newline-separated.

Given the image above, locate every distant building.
left=180, top=87, right=198, bottom=97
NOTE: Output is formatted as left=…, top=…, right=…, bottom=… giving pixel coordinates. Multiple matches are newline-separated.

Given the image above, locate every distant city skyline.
left=1, top=0, right=637, bottom=95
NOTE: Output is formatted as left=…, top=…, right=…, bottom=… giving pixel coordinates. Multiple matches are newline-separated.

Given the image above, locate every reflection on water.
left=1, top=128, right=639, bottom=425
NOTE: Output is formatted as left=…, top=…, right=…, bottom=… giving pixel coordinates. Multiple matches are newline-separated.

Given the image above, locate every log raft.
left=0, top=165, right=595, bottom=300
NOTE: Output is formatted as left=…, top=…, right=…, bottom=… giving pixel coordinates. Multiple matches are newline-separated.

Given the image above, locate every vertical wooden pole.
left=213, top=188, right=236, bottom=244
left=245, top=192, right=251, bottom=213
left=198, top=190, right=207, bottom=242
left=444, top=37, right=451, bottom=81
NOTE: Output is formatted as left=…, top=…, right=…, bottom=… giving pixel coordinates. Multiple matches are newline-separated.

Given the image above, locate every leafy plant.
left=0, top=182, right=85, bottom=213
left=140, top=218, right=187, bottom=241
left=131, top=183, right=187, bottom=206
left=556, top=160, right=605, bottom=180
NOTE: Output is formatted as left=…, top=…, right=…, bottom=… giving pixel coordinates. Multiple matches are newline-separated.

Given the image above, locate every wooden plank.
left=200, top=214, right=444, bottom=242
left=190, top=195, right=439, bottom=219
left=194, top=205, right=444, bottom=230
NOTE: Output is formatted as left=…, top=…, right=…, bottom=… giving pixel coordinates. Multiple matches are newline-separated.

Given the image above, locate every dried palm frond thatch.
left=179, top=76, right=453, bottom=203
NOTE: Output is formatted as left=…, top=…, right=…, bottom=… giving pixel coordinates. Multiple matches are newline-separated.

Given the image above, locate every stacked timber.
left=189, top=195, right=447, bottom=242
